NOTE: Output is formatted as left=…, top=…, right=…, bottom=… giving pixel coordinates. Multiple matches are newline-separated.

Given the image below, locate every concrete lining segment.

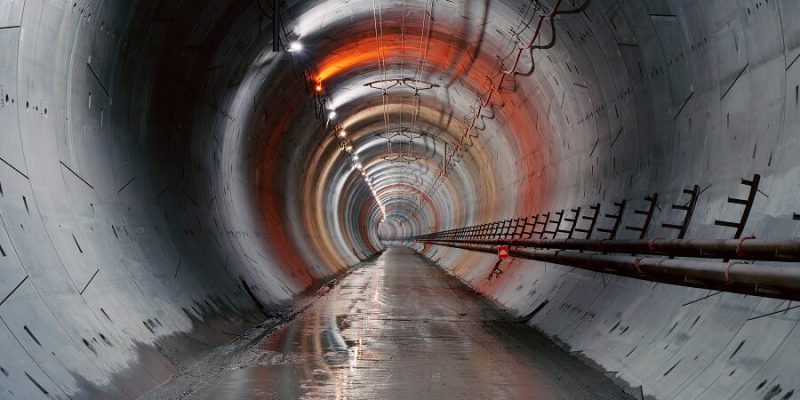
left=0, top=0, right=797, bottom=399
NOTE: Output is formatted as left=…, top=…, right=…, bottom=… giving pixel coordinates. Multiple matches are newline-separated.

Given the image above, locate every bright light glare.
left=338, top=130, right=347, bottom=138
left=328, top=111, right=337, bottom=119
left=289, top=41, right=303, bottom=51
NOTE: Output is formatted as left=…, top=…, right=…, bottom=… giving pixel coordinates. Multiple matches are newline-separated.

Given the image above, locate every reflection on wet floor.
left=193, top=247, right=630, bottom=400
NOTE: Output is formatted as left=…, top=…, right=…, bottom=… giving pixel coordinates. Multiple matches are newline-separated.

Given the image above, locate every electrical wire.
left=416, top=0, right=578, bottom=215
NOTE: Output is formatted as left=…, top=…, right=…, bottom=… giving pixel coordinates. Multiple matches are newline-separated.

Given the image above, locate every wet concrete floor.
left=184, top=246, right=630, bottom=399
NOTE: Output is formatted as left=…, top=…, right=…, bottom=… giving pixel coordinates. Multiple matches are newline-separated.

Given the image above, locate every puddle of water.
left=191, top=248, right=631, bottom=400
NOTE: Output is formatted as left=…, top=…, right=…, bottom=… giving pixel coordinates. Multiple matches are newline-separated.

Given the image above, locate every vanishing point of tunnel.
left=1, top=0, right=800, bottom=399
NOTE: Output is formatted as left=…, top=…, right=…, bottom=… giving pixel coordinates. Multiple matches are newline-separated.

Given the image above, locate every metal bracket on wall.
left=575, top=203, right=600, bottom=239
left=543, top=210, right=564, bottom=239
left=445, top=229, right=455, bottom=240
left=472, top=225, right=484, bottom=239
left=523, top=215, right=538, bottom=238
left=515, top=218, right=525, bottom=238
left=662, top=185, right=700, bottom=239
left=503, top=219, right=514, bottom=238
left=506, top=219, right=516, bottom=238
left=364, top=77, right=440, bottom=91
left=493, top=220, right=503, bottom=239
left=492, top=220, right=505, bottom=239
left=477, top=225, right=485, bottom=239
left=489, top=221, right=500, bottom=239
left=625, top=194, right=659, bottom=239
left=536, top=212, right=551, bottom=238
left=715, top=174, right=760, bottom=239
left=557, top=207, right=582, bottom=239
left=597, top=200, right=627, bottom=239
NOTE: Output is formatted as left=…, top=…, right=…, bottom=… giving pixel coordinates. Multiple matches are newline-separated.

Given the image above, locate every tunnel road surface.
left=186, top=247, right=630, bottom=399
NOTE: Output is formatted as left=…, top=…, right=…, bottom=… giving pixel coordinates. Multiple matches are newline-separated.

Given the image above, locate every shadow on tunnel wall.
left=0, top=1, right=353, bottom=398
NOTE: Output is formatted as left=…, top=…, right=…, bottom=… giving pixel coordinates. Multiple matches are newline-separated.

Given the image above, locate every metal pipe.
left=423, top=241, right=800, bottom=301
left=412, top=238, right=800, bottom=262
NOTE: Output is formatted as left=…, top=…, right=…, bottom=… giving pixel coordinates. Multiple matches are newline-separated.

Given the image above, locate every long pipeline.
left=412, top=237, right=800, bottom=262
left=418, top=240, right=800, bottom=301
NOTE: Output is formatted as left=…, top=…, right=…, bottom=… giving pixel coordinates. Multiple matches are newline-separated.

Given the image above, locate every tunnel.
left=1, top=0, right=799, bottom=398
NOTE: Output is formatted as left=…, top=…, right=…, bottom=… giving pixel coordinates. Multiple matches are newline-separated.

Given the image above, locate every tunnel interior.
left=1, top=0, right=800, bottom=399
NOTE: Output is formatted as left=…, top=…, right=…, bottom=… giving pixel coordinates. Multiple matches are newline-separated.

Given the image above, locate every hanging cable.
left=416, top=0, right=579, bottom=216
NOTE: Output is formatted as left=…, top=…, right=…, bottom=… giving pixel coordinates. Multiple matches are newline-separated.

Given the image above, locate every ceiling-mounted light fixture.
left=338, top=130, right=347, bottom=138
left=289, top=41, right=303, bottom=52
left=328, top=111, right=337, bottom=120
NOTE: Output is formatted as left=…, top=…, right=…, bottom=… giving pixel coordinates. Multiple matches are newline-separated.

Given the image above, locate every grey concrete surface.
left=147, top=247, right=630, bottom=400
left=0, top=0, right=797, bottom=399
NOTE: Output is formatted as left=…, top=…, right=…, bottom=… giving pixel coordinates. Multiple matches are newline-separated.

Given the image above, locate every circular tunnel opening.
left=1, top=1, right=799, bottom=399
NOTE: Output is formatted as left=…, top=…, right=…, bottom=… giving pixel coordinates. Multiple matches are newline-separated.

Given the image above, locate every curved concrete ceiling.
left=0, top=0, right=799, bottom=399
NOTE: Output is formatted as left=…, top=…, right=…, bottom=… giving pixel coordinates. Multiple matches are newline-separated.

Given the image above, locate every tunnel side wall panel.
left=0, top=2, right=306, bottom=399
left=424, top=1, right=800, bottom=398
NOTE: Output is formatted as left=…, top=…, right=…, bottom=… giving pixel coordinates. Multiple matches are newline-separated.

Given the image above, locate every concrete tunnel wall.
left=0, top=0, right=798, bottom=399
